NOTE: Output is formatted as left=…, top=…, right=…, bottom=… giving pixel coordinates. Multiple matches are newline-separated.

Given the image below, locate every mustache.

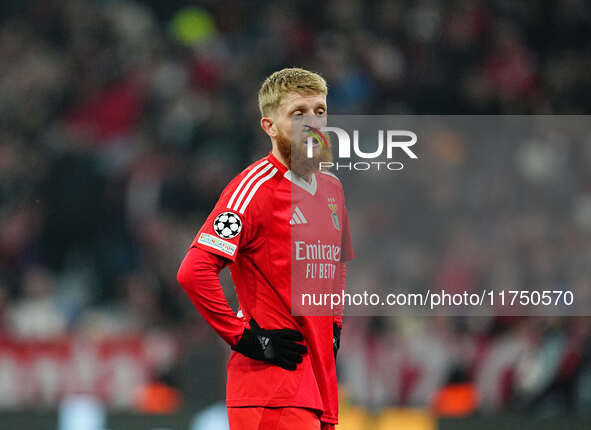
left=276, top=128, right=332, bottom=177
left=304, top=125, right=329, bottom=150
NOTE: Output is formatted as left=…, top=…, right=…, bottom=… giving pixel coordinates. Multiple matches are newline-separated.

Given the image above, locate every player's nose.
left=302, top=114, right=324, bottom=130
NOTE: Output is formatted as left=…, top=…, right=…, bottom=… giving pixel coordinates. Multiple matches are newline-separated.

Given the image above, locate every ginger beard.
left=275, top=125, right=332, bottom=179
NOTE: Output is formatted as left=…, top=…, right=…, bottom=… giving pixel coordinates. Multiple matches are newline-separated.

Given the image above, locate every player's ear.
left=260, top=116, right=277, bottom=138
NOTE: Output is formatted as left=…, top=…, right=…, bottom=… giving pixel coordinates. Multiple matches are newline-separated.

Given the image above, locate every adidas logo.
left=258, top=335, right=270, bottom=350
left=290, top=206, right=308, bottom=225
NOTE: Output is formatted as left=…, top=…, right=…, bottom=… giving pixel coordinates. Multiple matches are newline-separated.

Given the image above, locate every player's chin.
left=289, top=143, right=331, bottom=175
left=290, top=157, right=319, bottom=176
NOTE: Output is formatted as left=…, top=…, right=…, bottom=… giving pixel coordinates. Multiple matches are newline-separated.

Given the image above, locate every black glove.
left=232, top=319, right=307, bottom=370
left=333, top=322, right=341, bottom=359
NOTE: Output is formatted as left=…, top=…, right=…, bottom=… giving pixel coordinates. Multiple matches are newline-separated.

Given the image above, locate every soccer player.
left=177, top=68, right=353, bottom=430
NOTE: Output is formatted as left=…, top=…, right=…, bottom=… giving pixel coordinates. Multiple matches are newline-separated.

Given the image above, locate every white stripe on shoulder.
left=320, top=170, right=340, bottom=180
left=239, top=167, right=278, bottom=214
left=227, top=160, right=268, bottom=209
left=232, top=163, right=273, bottom=211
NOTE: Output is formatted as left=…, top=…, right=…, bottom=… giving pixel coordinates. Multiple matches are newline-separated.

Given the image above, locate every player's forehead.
left=278, top=92, right=327, bottom=113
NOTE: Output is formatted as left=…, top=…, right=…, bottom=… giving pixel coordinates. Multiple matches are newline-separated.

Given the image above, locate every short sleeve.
left=191, top=179, right=257, bottom=262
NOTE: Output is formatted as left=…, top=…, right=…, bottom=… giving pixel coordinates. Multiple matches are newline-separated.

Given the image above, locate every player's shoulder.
left=318, top=169, right=340, bottom=182
left=318, top=169, right=343, bottom=189
left=221, top=156, right=279, bottom=215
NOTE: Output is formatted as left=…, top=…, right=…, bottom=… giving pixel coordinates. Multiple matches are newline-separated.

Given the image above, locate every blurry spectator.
left=77, top=271, right=163, bottom=336
left=0, top=285, right=8, bottom=335
left=6, top=266, right=66, bottom=339
left=432, top=367, right=478, bottom=417
left=134, top=371, right=182, bottom=413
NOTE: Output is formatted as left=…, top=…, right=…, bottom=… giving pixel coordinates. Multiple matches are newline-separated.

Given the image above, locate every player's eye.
left=316, top=109, right=326, bottom=116
left=292, top=111, right=303, bottom=117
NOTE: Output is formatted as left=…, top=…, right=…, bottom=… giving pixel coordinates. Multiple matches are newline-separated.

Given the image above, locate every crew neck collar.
left=267, top=151, right=317, bottom=195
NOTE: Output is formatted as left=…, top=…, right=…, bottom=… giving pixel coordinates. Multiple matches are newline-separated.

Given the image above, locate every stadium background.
left=0, top=0, right=590, bottom=428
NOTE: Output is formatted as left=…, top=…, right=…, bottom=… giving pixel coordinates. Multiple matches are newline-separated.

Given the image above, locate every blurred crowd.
left=0, top=0, right=590, bottom=415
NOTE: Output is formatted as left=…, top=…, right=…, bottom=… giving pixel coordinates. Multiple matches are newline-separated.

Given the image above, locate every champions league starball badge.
left=213, top=212, right=242, bottom=239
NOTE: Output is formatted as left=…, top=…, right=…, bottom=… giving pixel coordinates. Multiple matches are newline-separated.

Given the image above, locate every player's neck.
left=271, top=145, right=288, bottom=168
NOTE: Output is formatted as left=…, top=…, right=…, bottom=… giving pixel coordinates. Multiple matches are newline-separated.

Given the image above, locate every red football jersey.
left=191, top=151, right=353, bottom=423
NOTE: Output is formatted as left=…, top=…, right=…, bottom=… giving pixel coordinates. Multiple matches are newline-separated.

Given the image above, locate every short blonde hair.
left=258, top=68, right=327, bottom=116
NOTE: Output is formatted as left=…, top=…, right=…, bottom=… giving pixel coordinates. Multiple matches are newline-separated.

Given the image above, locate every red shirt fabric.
left=177, top=247, right=243, bottom=346
left=227, top=406, right=320, bottom=430
left=181, top=152, right=353, bottom=424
